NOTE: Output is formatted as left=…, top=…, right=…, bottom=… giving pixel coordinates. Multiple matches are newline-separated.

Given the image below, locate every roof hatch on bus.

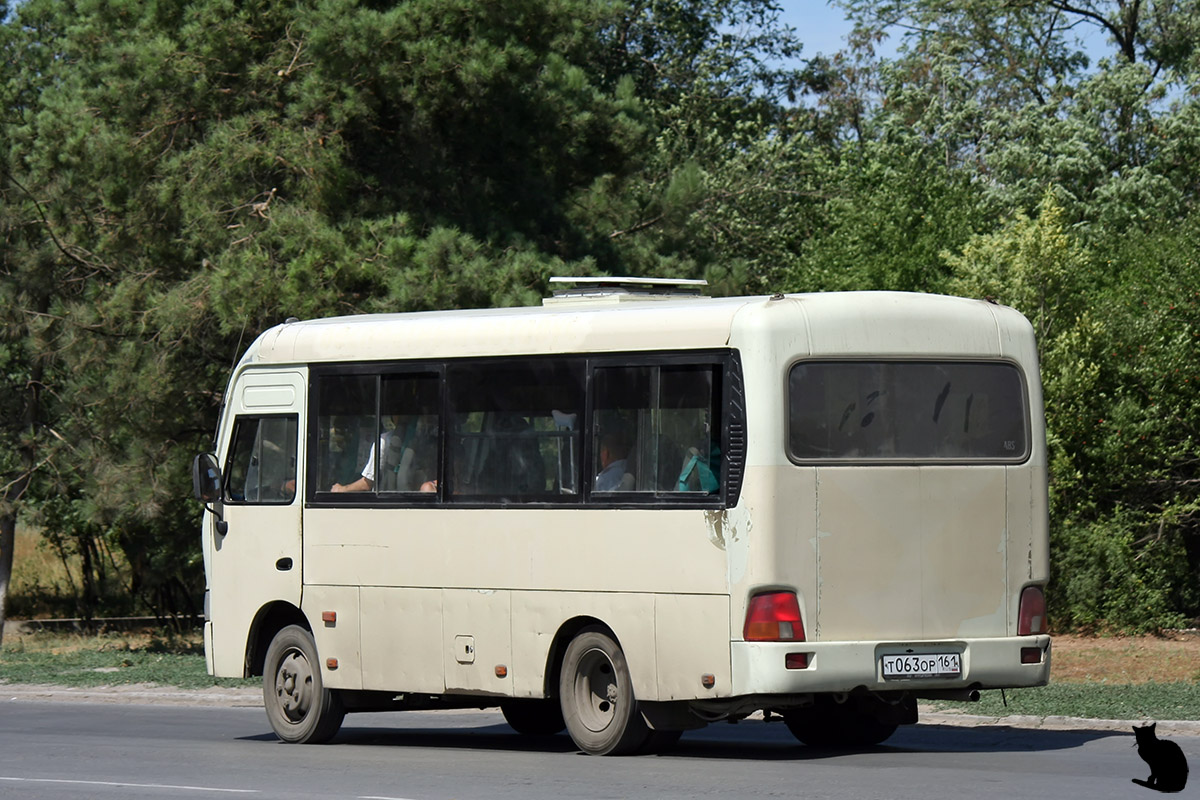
left=543, top=276, right=711, bottom=306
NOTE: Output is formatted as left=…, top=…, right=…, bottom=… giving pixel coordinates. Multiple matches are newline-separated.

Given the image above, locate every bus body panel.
left=812, top=466, right=1009, bottom=641
left=301, top=508, right=729, bottom=595
left=304, top=510, right=724, bottom=705
left=302, top=584, right=363, bottom=690
left=360, top=587, right=444, bottom=693
left=508, top=591, right=659, bottom=699
left=654, top=592, right=732, bottom=699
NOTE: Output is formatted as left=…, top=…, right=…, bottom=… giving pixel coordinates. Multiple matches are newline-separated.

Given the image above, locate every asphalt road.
left=0, top=700, right=1195, bottom=800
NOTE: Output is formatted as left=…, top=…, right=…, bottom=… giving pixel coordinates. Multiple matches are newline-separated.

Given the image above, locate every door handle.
left=275, top=557, right=293, bottom=571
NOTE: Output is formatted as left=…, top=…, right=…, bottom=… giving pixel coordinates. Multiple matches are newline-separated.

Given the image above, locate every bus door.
left=209, top=370, right=306, bottom=677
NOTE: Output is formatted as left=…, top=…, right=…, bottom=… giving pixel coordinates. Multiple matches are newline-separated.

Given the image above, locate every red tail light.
left=744, top=591, right=805, bottom=642
left=1018, top=586, right=1047, bottom=635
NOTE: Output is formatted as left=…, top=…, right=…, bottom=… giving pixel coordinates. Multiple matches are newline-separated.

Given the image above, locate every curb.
left=916, top=709, right=1200, bottom=737
left=1, top=683, right=263, bottom=708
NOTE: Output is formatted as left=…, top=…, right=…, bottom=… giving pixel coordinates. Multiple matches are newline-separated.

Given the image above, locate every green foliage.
left=944, top=190, right=1085, bottom=338
left=1052, top=512, right=1191, bottom=632
left=792, top=135, right=991, bottom=293
left=946, top=193, right=1200, bottom=630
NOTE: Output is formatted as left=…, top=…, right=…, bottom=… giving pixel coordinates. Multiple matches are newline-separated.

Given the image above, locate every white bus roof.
left=237, top=291, right=1032, bottom=368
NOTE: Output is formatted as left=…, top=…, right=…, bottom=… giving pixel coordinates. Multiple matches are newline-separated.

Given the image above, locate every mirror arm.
left=203, top=503, right=229, bottom=536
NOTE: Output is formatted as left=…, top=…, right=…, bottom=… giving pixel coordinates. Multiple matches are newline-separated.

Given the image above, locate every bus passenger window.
left=662, top=366, right=721, bottom=493
left=316, top=375, right=376, bottom=493
left=378, top=374, right=440, bottom=493
left=592, top=363, right=723, bottom=497
left=315, top=372, right=441, bottom=495
left=225, top=416, right=298, bottom=504
left=592, top=367, right=650, bottom=493
left=446, top=360, right=583, bottom=500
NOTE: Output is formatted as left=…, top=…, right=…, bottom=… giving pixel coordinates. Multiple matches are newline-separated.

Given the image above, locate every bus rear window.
left=787, top=361, right=1028, bottom=462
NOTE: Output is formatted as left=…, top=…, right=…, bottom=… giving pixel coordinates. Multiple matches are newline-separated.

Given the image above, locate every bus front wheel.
left=262, top=625, right=345, bottom=744
left=559, top=627, right=650, bottom=755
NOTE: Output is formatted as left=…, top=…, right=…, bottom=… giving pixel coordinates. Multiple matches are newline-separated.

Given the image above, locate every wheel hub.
left=275, top=649, right=314, bottom=722
left=575, top=648, right=620, bottom=733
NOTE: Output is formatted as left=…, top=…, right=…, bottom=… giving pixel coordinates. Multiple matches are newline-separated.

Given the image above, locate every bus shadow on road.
left=241, top=719, right=1128, bottom=760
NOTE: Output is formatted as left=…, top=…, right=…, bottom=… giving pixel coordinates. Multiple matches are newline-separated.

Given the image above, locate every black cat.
left=1132, top=723, right=1189, bottom=793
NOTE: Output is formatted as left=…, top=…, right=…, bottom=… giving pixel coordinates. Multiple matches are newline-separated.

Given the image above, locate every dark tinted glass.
left=446, top=360, right=584, bottom=500
left=788, top=361, right=1028, bottom=461
left=592, top=364, right=721, bottom=495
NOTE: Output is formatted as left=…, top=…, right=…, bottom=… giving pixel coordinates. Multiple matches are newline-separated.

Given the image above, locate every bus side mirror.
left=193, top=453, right=229, bottom=535
left=193, top=453, right=223, bottom=502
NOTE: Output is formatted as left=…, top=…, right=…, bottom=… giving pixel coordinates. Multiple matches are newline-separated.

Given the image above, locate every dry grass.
left=1051, top=631, right=1200, bottom=684
left=11, top=525, right=78, bottom=596
left=2, top=628, right=204, bottom=656
left=8, top=525, right=134, bottom=619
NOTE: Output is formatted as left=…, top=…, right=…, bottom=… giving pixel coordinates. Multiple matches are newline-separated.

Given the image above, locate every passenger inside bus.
left=594, top=431, right=633, bottom=492
left=331, top=415, right=437, bottom=493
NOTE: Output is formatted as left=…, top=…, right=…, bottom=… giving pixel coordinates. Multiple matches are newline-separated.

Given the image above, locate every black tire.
left=639, top=727, right=684, bottom=754
left=559, top=626, right=651, bottom=756
left=783, top=695, right=898, bottom=749
left=262, top=625, right=345, bottom=744
left=501, top=698, right=566, bottom=735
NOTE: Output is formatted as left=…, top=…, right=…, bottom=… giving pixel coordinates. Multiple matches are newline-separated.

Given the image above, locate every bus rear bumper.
left=730, top=635, right=1051, bottom=697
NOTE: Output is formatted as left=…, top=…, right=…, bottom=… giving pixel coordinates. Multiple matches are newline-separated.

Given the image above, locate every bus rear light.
left=744, top=591, right=805, bottom=642
left=1020, top=647, right=1042, bottom=664
left=1018, top=586, right=1046, bottom=635
left=785, top=653, right=809, bottom=670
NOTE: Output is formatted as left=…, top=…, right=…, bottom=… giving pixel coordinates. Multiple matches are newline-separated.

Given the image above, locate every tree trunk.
left=0, top=514, right=15, bottom=648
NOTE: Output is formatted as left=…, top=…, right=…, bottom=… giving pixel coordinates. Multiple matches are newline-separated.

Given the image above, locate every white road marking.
left=0, top=776, right=258, bottom=793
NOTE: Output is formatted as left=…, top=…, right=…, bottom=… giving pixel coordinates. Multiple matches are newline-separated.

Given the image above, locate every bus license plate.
left=881, top=653, right=961, bottom=679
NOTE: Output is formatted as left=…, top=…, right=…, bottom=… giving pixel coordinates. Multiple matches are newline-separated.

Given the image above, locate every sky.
left=777, top=1, right=860, bottom=60
left=775, top=1, right=1115, bottom=66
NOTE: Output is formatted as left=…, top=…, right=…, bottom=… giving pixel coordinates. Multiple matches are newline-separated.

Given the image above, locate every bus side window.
left=315, top=374, right=376, bottom=493
left=225, top=416, right=298, bottom=504
left=662, top=366, right=721, bottom=493
left=378, top=373, right=441, bottom=493
left=446, top=360, right=583, bottom=499
left=591, top=363, right=722, bottom=497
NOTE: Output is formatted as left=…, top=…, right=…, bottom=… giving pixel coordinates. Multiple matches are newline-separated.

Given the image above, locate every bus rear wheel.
left=783, top=695, right=899, bottom=749
left=559, top=627, right=651, bottom=756
left=263, top=625, right=345, bottom=744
